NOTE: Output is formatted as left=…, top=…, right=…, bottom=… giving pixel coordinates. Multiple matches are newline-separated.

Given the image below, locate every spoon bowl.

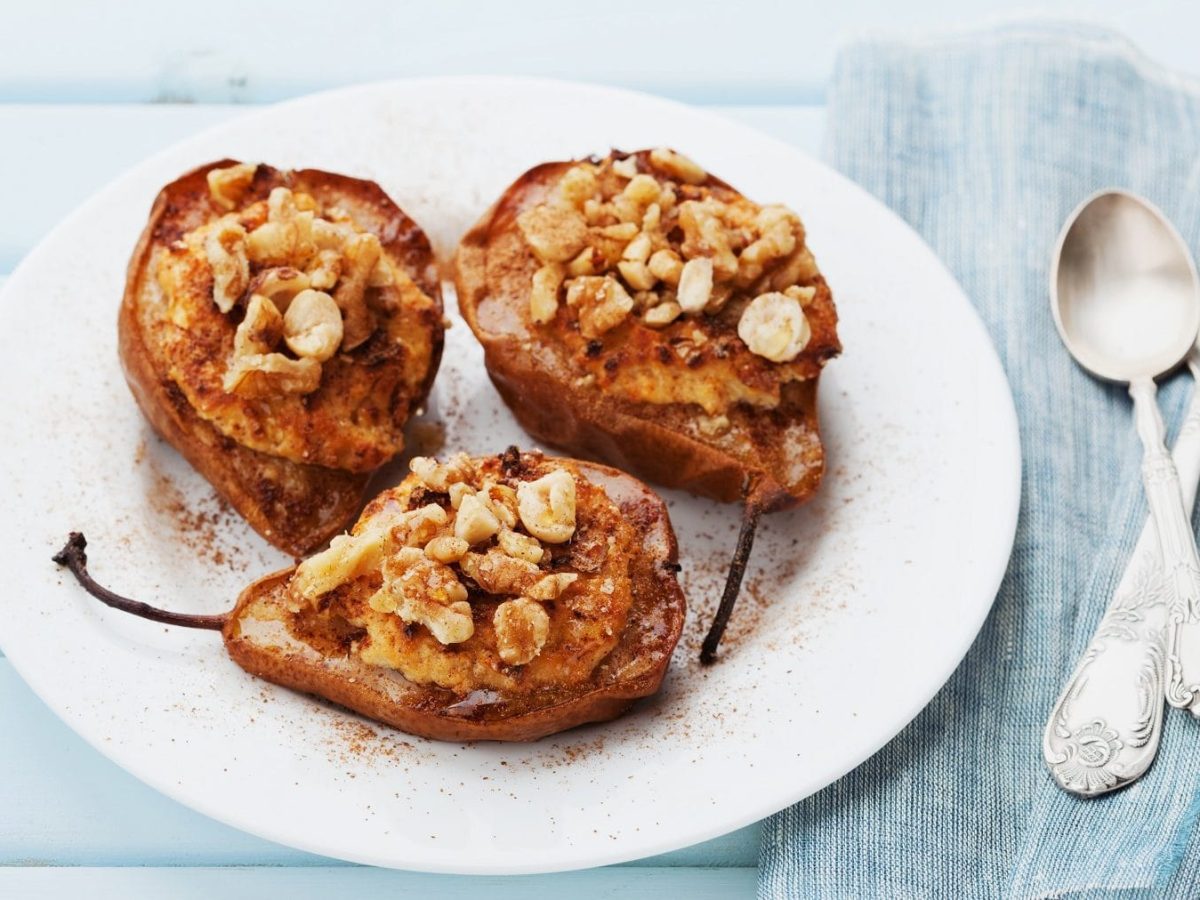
left=1052, top=189, right=1200, bottom=382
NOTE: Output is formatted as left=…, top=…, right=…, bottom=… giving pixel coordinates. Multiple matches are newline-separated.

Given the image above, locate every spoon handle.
left=1043, top=365, right=1200, bottom=795
left=1129, top=376, right=1200, bottom=711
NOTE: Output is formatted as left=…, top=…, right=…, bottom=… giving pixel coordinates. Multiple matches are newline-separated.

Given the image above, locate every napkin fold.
left=760, top=24, right=1200, bottom=900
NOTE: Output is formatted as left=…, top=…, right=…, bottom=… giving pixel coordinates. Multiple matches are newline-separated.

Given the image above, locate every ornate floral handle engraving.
left=1044, top=364, right=1200, bottom=796
left=1129, top=377, right=1200, bottom=710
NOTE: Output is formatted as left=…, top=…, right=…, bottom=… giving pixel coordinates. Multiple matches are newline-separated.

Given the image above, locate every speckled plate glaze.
left=0, top=78, right=1020, bottom=874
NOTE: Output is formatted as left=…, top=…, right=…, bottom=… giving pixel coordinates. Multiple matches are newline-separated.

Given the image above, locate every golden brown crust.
left=119, top=160, right=444, bottom=555
left=454, top=151, right=837, bottom=511
left=221, top=457, right=686, bottom=742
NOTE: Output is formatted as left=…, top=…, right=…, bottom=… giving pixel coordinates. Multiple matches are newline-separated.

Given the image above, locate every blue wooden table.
left=2, top=4, right=1194, bottom=895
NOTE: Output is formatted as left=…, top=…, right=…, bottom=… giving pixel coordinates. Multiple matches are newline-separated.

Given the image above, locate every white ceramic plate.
left=0, top=78, right=1019, bottom=874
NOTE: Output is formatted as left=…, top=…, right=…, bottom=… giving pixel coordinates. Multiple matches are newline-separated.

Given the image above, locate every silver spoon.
left=1047, top=189, right=1200, bottom=794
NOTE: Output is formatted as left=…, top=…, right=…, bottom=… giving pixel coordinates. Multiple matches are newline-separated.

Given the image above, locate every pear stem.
left=700, top=496, right=763, bottom=665
left=52, top=532, right=227, bottom=631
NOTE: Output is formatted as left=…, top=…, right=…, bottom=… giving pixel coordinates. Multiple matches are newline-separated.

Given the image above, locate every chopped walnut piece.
left=494, top=598, right=551, bottom=665
left=678, top=200, right=737, bottom=279
left=375, top=550, right=474, bottom=645
left=479, top=482, right=519, bottom=529
left=557, top=165, right=598, bottom=208
left=497, top=529, right=544, bottom=564
left=248, top=267, right=311, bottom=310
left=516, top=469, right=576, bottom=544
left=643, top=301, right=682, bottom=328
left=425, top=535, right=470, bottom=564
left=611, top=156, right=639, bottom=179
left=459, top=548, right=542, bottom=595
left=621, top=174, right=662, bottom=206
left=206, top=163, right=257, bottom=211
left=518, top=203, right=589, bottom=263
left=283, top=289, right=343, bottom=362
left=528, top=572, right=579, bottom=601
left=306, top=249, right=343, bottom=291
left=334, top=232, right=382, bottom=350
left=204, top=219, right=250, bottom=313
left=233, top=294, right=283, bottom=357
left=530, top=263, right=565, bottom=324
left=676, top=257, right=714, bottom=313
left=410, top=453, right=476, bottom=492
left=393, top=503, right=449, bottom=548
left=567, top=248, right=598, bottom=278
left=566, top=276, right=634, bottom=338
left=737, top=291, right=811, bottom=362
left=617, top=260, right=656, bottom=291
left=448, top=482, right=474, bottom=509
left=454, top=493, right=502, bottom=545
left=649, top=147, right=707, bottom=184
left=291, top=506, right=408, bottom=600
left=223, top=352, right=320, bottom=398
left=647, top=248, right=683, bottom=285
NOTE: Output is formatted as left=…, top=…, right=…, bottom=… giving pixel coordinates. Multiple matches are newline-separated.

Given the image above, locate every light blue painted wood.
left=0, top=867, right=756, bottom=898
left=0, top=104, right=824, bottom=275
left=4, top=2, right=1200, bottom=105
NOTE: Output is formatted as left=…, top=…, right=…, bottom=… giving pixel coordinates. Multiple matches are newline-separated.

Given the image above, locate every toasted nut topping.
left=566, top=247, right=597, bottom=278
left=678, top=200, right=737, bottom=279
left=306, top=249, right=343, bottom=291
left=292, top=508, right=407, bottom=600
left=530, top=263, right=565, bottom=324
left=410, top=453, right=476, bottom=492
left=497, top=529, right=544, bottom=564
left=494, top=598, right=551, bottom=665
left=283, top=289, right=343, bottom=361
left=647, top=248, right=683, bottom=286
left=516, top=469, right=576, bottom=543
left=617, top=260, right=657, bottom=291
left=367, top=258, right=394, bottom=288
left=312, top=218, right=355, bottom=251
left=205, top=219, right=250, bottom=314
left=480, top=482, right=519, bottom=529
left=376, top=551, right=474, bottom=645
left=518, top=204, right=589, bottom=263
left=454, top=493, right=502, bottom=545
left=677, top=257, right=714, bottom=313
left=246, top=221, right=297, bottom=267
left=611, top=156, right=639, bottom=179
left=649, top=147, right=707, bottom=184
left=233, top=294, right=283, bottom=357
left=737, top=291, right=811, bottom=362
left=528, top=572, right=579, bottom=601
left=557, top=165, right=599, bottom=208
left=643, top=301, right=682, bottom=328
left=206, top=163, right=257, bottom=210
left=622, top=174, right=662, bottom=206
left=567, top=276, right=634, bottom=338
left=394, top=503, right=449, bottom=548
left=223, top=352, right=321, bottom=397
left=334, top=231, right=381, bottom=350
left=249, top=267, right=311, bottom=309
left=424, top=535, right=470, bottom=564
left=622, top=232, right=652, bottom=263
left=459, top=549, right=542, bottom=595
left=449, top=482, right=475, bottom=509
left=784, top=284, right=818, bottom=306
left=598, top=222, right=639, bottom=241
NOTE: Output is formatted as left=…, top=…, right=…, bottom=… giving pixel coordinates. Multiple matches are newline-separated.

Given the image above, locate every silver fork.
left=1043, top=347, right=1200, bottom=796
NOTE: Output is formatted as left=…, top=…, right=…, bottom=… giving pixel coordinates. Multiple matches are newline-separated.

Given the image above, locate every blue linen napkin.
left=760, top=24, right=1200, bottom=900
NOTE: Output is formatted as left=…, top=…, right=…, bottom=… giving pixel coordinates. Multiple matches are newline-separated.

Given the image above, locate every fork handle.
left=1044, top=372, right=1200, bottom=795
left=1129, top=376, right=1200, bottom=710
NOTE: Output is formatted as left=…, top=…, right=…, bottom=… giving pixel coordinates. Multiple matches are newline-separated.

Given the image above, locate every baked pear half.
left=121, top=160, right=444, bottom=556
left=53, top=449, right=686, bottom=742
left=455, top=148, right=840, bottom=661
